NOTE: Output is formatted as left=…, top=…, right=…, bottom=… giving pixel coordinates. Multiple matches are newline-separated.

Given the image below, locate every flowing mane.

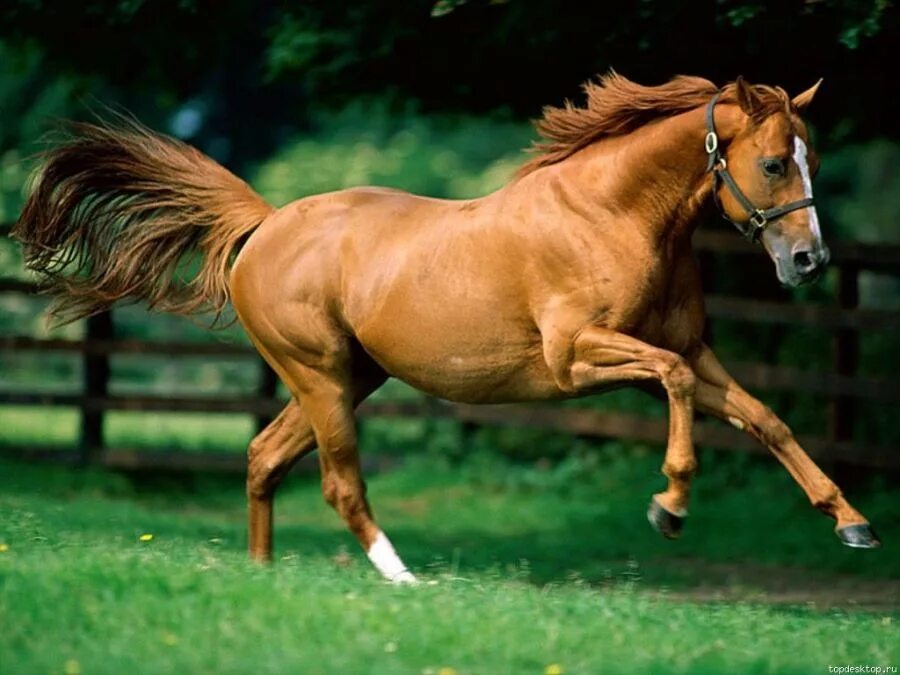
left=518, top=72, right=791, bottom=176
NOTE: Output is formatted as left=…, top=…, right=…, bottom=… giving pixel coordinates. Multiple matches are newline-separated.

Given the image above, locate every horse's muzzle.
left=790, top=245, right=830, bottom=285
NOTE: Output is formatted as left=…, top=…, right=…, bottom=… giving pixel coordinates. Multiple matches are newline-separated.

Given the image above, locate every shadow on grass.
left=269, top=509, right=900, bottom=610
left=3, top=452, right=898, bottom=610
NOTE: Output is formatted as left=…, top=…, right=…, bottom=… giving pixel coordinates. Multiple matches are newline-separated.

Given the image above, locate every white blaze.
left=367, top=531, right=417, bottom=584
left=793, top=137, right=822, bottom=242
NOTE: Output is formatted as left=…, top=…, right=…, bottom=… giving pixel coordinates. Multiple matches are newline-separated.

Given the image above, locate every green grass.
left=0, top=406, right=81, bottom=446
left=105, top=411, right=255, bottom=453
left=0, top=406, right=255, bottom=452
left=1, top=450, right=898, bottom=674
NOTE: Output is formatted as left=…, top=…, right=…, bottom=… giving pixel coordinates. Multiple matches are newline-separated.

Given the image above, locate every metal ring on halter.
left=749, top=210, right=768, bottom=230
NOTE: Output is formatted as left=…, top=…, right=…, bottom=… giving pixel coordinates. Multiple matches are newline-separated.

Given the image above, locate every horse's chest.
left=631, top=304, right=702, bottom=355
left=605, top=258, right=704, bottom=355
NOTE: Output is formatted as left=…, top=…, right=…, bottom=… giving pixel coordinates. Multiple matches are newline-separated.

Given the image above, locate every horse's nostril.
left=793, top=250, right=815, bottom=271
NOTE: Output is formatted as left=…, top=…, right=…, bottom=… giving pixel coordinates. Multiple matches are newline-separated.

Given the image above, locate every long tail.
left=12, top=114, right=273, bottom=325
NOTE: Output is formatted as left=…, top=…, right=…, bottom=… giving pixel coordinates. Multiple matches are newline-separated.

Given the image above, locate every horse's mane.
left=518, top=71, right=791, bottom=177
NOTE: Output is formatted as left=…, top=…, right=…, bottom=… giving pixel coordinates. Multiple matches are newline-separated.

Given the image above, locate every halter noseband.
left=704, top=93, right=814, bottom=242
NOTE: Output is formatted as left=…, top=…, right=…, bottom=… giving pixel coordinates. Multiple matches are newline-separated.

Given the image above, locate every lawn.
left=1, top=449, right=898, bottom=675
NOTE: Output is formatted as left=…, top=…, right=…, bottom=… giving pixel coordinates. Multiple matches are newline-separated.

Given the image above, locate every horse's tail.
left=12, top=114, right=274, bottom=325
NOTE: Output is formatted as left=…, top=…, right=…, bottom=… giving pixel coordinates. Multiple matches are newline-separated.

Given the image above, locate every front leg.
left=690, top=344, right=880, bottom=548
left=547, top=325, right=698, bottom=538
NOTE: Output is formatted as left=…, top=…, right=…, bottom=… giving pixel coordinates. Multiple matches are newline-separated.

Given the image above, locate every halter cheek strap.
left=705, top=93, right=815, bottom=242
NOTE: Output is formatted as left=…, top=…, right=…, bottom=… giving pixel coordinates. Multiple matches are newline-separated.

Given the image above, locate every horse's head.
left=711, top=78, right=828, bottom=287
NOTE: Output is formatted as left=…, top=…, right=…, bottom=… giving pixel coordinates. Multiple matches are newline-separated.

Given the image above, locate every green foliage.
left=265, top=10, right=354, bottom=82
left=818, top=139, right=900, bottom=244
left=833, top=0, right=891, bottom=49
left=2, top=0, right=898, bottom=166
left=0, top=153, right=30, bottom=229
left=252, top=102, right=532, bottom=204
left=0, top=40, right=81, bottom=225
left=718, top=0, right=891, bottom=50
left=431, top=0, right=469, bottom=18
left=723, top=3, right=763, bottom=27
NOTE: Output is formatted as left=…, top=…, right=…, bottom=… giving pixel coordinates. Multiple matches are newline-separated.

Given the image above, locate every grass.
left=0, top=406, right=254, bottom=453
left=1, top=448, right=898, bottom=675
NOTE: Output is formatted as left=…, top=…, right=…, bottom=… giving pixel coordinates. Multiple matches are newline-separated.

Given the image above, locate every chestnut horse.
left=14, top=74, right=880, bottom=584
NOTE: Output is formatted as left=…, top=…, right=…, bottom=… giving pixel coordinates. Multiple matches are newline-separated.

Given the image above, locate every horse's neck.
left=549, top=106, right=732, bottom=242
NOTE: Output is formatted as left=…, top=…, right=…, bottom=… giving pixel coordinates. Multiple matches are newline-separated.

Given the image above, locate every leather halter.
left=704, top=93, right=815, bottom=242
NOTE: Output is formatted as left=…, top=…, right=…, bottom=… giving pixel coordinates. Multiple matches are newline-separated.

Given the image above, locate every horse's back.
left=231, top=186, right=470, bottom=305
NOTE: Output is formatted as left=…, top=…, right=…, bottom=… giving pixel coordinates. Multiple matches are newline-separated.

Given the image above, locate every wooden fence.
left=2, top=224, right=899, bottom=473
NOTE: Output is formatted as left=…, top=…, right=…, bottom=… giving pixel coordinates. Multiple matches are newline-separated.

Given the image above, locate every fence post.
left=830, top=263, right=860, bottom=480
left=699, top=248, right=717, bottom=346
left=255, top=359, right=279, bottom=433
left=80, top=311, right=112, bottom=465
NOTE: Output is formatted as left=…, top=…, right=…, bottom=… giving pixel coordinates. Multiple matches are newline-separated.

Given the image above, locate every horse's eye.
left=760, top=158, right=785, bottom=178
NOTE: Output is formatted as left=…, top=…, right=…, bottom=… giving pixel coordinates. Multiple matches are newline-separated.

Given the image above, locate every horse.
left=13, top=73, right=880, bottom=584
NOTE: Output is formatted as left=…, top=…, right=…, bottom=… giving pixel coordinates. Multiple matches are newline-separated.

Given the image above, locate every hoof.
left=647, top=499, right=684, bottom=539
left=836, top=523, right=881, bottom=549
left=389, top=570, right=419, bottom=585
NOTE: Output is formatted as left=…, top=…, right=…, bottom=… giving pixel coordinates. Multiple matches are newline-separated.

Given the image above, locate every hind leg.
left=294, top=368, right=416, bottom=584
left=247, top=377, right=388, bottom=562
left=237, top=291, right=412, bottom=581
left=247, top=400, right=316, bottom=561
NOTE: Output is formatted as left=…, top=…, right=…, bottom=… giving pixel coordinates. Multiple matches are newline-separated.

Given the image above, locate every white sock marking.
left=793, top=137, right=822, bottom=242
left=367, top=531, right=417, bottom=584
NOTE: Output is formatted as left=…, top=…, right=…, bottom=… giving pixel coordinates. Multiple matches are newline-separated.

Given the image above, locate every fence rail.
left=2, top=225, right=899, bottom=472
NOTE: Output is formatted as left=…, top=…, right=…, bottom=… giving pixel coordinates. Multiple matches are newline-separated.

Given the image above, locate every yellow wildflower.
left=64, top=659, right=81, bottom=675
left=139, top=534, right=154, bottom=542
left=438, top=668, right=458, bottom=675
left=545, top=665, right=564, bottom=675
left=0, top=543, right=8, bottom=553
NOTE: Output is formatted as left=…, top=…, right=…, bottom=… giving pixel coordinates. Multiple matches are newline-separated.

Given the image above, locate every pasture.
left=3, top=4, right=900, bottom=674
left=2, top=448, right=897, bottom=675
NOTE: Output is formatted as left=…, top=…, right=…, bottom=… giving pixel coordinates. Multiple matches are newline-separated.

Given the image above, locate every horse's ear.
left=734, top=76, right=764, bottom=116
left=792, top=78, right=823, bottom=111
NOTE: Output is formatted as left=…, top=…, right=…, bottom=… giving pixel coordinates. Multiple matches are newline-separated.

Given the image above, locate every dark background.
left=2, top=0, right=897, bottom=170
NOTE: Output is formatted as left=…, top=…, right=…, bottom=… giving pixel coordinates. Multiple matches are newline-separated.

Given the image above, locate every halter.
left=704, top=93, right=814, bottom=242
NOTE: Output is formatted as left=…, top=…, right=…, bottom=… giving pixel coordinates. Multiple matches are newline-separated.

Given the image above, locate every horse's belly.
left=355, top=321, right=561, bottom=404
